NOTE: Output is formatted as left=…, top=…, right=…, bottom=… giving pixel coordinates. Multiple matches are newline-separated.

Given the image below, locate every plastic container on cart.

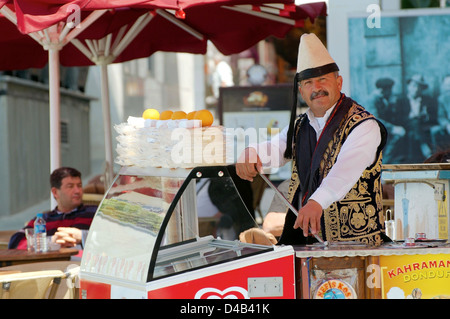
left=79, top=165, right=296, bottom=299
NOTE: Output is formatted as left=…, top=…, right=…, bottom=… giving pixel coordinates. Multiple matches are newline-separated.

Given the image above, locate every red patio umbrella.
left=0, top=0, right=327, bottom=184
left=2, top=0, right=326, bottom=65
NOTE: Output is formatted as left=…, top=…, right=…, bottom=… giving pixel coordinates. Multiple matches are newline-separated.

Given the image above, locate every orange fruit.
left=187, top=111, right=197, bottom=120
left=171, top=110, right=187, bottom=120
left=142, top=108, right=160, bottom=120
left=160, top=110, right=173, bottom=120
left=194, top=109, right=214, bottom=127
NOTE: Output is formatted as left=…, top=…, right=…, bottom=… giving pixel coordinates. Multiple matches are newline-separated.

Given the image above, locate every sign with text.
left=380, top=253, right=450, bottom=299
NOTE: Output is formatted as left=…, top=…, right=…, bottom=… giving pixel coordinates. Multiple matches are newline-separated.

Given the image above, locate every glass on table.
left=47, top=236, right=61, bottom=251
left=24, top=228, right=35, bottom=252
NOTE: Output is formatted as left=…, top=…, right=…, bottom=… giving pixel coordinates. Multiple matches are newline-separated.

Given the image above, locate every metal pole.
left=48, top=47, right=61, bottom=209
left=100, top=63, right=114, bottom=185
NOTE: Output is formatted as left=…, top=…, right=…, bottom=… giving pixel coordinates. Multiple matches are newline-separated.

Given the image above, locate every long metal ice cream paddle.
left=259, top=173, right=327, bottom=246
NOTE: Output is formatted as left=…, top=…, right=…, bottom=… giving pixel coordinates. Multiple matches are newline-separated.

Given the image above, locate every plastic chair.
left=0, top=261, right=80, bottom=299
left=0, top=270, right=66, bottom=299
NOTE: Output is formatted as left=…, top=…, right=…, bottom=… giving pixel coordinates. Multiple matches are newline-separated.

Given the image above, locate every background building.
left=1, top=0, right=449, bottom=230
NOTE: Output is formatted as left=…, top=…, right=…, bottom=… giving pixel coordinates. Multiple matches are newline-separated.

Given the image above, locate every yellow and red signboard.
left=380, top=253, right=450, bottom=299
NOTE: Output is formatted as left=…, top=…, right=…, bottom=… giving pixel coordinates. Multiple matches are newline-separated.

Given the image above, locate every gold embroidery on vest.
left=322, top=104, right=384, bottom=246
left=286, top=116, right=304, bottom=211
left=285, top=105, right=385, bottom=246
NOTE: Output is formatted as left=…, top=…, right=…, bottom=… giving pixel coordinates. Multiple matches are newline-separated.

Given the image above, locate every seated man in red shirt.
left=8, top=167, right=97, bottom=250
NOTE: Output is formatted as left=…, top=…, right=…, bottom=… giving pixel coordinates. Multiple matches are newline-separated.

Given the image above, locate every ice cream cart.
left=294, top=163, right=450, bottom=300
left=79, top=165, right=296, bottom=299
left=79, top=162, right=450, bottom=299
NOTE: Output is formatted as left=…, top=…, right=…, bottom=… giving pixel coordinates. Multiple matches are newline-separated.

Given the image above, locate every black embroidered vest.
left=279, top=95, right=387, bottom=246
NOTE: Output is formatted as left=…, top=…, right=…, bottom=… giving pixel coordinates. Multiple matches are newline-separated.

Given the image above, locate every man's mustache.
left=310, top=90, right=329, bottom=100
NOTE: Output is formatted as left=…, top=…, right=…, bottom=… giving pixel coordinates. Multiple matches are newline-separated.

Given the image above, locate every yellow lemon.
left=142, top=108, right=160, bottom=120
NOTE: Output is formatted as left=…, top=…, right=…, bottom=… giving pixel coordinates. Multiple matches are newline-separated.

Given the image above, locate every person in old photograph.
left=368, top=77, right=405, bottom=163
left=431, top=74, right=450, bottom=151
left=396, top=74, right=438, bottom=163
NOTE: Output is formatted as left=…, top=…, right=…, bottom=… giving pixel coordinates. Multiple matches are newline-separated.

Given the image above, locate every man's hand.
left=235, top=147, right=262, bottom=181
left=52, top=227, right=82, bottom=248
left=293, top=200, right=323, bottom=237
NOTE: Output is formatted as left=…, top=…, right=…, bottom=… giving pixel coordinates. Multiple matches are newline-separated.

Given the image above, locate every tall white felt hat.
left=296, top=33, right=339, bottom=81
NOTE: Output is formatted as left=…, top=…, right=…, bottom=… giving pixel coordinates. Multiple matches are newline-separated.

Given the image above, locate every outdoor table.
left=0, top=248, right=79, bottom=267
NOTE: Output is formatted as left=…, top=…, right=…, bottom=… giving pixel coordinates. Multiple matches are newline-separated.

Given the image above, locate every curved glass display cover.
left=81, top=166, right=272, bottom=284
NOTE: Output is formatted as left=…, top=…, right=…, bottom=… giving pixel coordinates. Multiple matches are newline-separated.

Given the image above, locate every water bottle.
left=34, top=213, right=48, bottom=252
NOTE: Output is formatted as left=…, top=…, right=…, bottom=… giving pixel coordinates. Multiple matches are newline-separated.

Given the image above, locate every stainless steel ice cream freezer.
left=79, top=164, right=450, bottom=299
left=79, top=165, right=296, bottom=299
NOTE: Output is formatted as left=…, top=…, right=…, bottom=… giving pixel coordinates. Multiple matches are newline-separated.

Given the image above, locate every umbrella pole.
left=100, top=64, right=114, bottom=186
left=48, top=47, right=61, bottom=209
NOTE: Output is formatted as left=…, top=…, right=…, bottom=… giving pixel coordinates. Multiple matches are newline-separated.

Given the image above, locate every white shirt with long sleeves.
left=251, top=105, right=381, bottom=210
